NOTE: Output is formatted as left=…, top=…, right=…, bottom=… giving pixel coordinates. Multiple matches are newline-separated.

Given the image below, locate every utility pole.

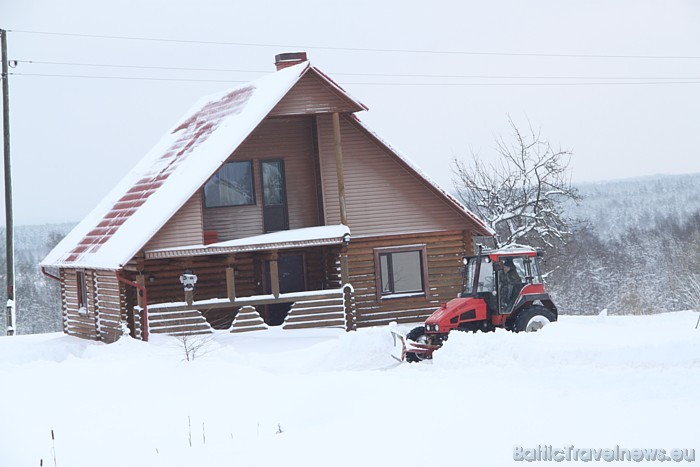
left=1, top=29, right=15, bottom=336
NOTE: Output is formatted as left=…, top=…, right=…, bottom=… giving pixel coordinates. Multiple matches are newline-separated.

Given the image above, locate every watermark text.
left=513, top=445, right=695, bottom=462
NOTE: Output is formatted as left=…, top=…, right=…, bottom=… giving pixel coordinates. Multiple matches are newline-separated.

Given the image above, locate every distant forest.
left=547, top=173, right=700, bottom=315
left=0, top=223, right=74, bottom=334
left=1, top=173, right=699, bottom=334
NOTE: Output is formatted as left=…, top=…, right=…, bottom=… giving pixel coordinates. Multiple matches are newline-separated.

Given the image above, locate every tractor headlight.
left=434, top=324, right=439, bottom=332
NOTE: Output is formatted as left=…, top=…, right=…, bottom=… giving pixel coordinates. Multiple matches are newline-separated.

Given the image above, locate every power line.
left=333, top=72, right=700, bottom=80
left=14, top=60, right=267, bottom=74
left=13, top=60, right=700, bottom=81
left=346, top=81, right=700, bottom=86
left=10, top=72, right=700, bottom=86
left=8, top=29, right=700, bottom=60
left=9, top=72, right=246, bottom=83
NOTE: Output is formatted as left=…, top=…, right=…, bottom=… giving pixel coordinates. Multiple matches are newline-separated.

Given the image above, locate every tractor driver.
left=499, top=258, right=522, bottom=312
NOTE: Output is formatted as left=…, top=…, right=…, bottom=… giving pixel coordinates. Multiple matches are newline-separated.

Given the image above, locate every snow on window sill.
left=379, top=291, right=426, bottom=301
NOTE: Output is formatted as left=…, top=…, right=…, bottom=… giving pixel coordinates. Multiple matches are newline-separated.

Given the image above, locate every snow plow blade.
left=389, top=324, right=407, bottom=362
left=389, top=323, right=440, bottom=362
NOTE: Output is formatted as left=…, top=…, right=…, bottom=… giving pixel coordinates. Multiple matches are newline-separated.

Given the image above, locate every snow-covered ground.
left=1, top=312, right=698, bottom=466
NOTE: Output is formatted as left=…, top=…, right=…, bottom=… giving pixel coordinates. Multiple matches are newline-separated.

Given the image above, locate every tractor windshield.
left=465, top=256, right=495, bottom=295
left=497, top=256, right=543, bottom=285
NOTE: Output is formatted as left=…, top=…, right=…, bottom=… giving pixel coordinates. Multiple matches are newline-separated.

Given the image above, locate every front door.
left=262, top=253, right=306, bottom=325
left=262, top=160, right=289, bottom=232
left=277, top=254, right=306, bottom=294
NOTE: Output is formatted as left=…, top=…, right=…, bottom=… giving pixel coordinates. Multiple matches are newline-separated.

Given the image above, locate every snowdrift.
left=1, top=312, right=698, bottom=466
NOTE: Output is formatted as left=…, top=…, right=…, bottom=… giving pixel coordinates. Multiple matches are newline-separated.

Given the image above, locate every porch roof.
left=144, top=224, right=350, bottom=260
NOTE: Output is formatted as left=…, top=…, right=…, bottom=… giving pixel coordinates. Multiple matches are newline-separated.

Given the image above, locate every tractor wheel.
left=513, top=306, right=556, bottom=333
left=405, top=326, right=431, bottom=363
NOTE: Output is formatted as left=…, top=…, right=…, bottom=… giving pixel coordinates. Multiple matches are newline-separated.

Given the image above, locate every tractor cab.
left=463, top=247, right=545, bottom=315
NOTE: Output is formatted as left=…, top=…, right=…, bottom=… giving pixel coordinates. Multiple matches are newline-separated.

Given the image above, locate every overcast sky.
left=2, top=0, right=700, bottom=225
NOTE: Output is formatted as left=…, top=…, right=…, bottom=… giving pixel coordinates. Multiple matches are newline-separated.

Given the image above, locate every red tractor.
left=393, top=246, right=558, bottom=362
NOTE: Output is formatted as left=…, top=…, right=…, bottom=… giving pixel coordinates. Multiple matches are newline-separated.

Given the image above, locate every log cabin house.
left=40, top=52, right=493, bottom=343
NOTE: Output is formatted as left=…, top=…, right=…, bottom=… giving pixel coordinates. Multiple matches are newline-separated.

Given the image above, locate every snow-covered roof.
left=145, top=225, right=350, bottom=260
left=42, top=58, right=490, bottom=270
left=42, top=61, right=358, bottom=270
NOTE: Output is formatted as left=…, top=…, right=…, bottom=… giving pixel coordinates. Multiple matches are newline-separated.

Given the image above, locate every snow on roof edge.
left=145, top=225, right=350, bottom=259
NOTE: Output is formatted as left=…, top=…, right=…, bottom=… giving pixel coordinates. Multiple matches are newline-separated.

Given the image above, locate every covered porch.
left=122, top=226, right=355, bottom=338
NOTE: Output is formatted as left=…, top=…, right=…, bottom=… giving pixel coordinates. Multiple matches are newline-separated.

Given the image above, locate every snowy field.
left=1, top=312, right=698, bottom=466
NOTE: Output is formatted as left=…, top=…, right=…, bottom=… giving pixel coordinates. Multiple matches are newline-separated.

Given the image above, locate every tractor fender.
left=511, top=293, right=558, bottom=320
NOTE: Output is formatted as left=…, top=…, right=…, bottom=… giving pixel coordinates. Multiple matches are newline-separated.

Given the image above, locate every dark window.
left=374, top=246, right=428, bottom=299
left=76, top=271, right=88, bottom=310
left=204, top=161, right=255, bottom=207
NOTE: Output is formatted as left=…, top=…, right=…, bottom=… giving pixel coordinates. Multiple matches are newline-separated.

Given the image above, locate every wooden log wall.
left=147, top=307, right=213, bottom=336
left=343, top=284, right=357, bottom=331
left=137, top=253, right=257, bottom=305
left=115, top=246, right=347, bottom=337
left=281, top=288, right=348, bottom=330
left=59, top=269, right=68, bottom=334
left=138, top=246, right=343, bottom=306
left=60, top=269, right=129, bottom=343
left=94, top=271, right=128, bottom=343
left=131, top=307, right=143, bottom=340
left=348, top=230, right=473, bottom=328
left=230, top=306, right=268, bottom=333
left=62, top=268, right=100, bottom=340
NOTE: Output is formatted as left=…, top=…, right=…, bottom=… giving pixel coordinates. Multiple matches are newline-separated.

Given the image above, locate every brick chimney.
left=274, top=52, right=308, bottom=71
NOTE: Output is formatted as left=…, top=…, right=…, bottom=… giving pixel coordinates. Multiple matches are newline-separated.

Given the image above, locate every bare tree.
left=176, top=331, right=215, bottom=361
left=453, top=118, right=580, bottom=248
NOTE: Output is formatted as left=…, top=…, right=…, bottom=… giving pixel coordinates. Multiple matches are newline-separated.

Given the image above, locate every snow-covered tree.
left=453, top=119, right=580, bottom=248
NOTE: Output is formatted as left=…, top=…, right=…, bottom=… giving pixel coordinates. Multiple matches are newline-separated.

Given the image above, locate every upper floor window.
left=204, top=161, right=255, bottom=207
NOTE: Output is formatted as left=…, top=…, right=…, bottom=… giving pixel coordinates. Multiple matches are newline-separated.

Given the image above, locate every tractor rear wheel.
left=405, top=326, right=430, bottom=363
left=513, top=306, right=556, bottom=333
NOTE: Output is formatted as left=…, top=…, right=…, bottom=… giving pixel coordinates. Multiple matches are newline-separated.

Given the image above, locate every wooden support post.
left=332, top=112, right=348, bottom=226
left=269, top=252, right=280, bottom=298
left=340, top=246, right=349, bottom=285
left=135, top=274, right=145, bottom=309
left=226, top=266, right=236, bottom=302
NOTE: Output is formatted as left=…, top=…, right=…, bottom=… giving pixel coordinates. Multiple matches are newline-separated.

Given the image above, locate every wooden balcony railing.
left=138, top=285, right=356, bottom=336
